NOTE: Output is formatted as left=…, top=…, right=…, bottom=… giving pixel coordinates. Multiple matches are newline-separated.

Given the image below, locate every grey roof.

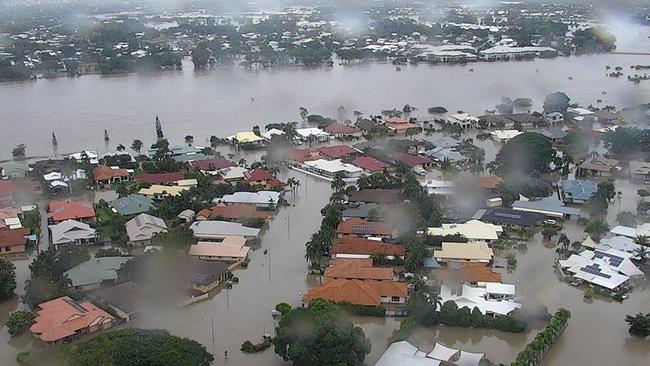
left=49, top=220, right=97, bottom=245
left=64, top=256, right=133, bottom=288
left=189, top=259, right=231, bottom=286
left=428, top=136, right=461, bottom=149
left=480, top=208, right=544, bottom=227
left=91, top=281, right=141, bottom=314
left=218, top=191, right=281, bottom=206
left=125, top=213, right=168, bottom=242
left=110, top=194, right=156, bottom=216
left=341, top=203, right=379, bottom=219
left=189, top=220, right=261, bottom=239
left=512, top=197, right=582, bottom=217
left=562, top=180, right=597, bottom=201
left=539, top=128, right=567, bottom=140
left=426, top=146, right=467, bottom=162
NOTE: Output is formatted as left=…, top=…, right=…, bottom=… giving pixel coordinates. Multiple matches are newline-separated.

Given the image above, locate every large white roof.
left=427, top=220, right=502, bottom=241
left=440, top=284, right=521, bottom=316
left=304, top=159, right=363, bottom=174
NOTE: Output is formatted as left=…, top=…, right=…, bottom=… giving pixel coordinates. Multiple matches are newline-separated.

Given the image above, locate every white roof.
left=189, top=220, right=261, bottom=239
left=427, top=220, right=502, bottom=241
left=262, top=128, right=285, bottom=140
left=480, top=45, right=556, bottom=54
left=426, top=343, right=459, bottom=362
left=304, top=159, right=363, bottom=174
left=296, top=127, right=330, bottom=138
left=610, top=224, right=650, bottom=238
left=456, top=351, right=484, bottom=366
left=560, top=249, right=643, bottom=289
left=440, top=284, right=521, bottom=316
left=49, top=219, right=97, bottom=245
left=568, top=107, right=594, bottom=115
left=219, top=191, right=281, bottom=206
left=485, top=282, right=516, bottom=296
left=598, top=237, right=641, bottom=255
left=375, top=341, right=441, bottom=366
left=125, top=213, right=167, bottom=242
left=491, top=129, right=522, bottom=140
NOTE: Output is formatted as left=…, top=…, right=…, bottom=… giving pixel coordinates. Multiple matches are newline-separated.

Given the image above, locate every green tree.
left=131, top=139, right=143, bottom=154
left=23, top=247, right=69, bottom=308
left=5, top=311, right=36, bottom=336
left=95, top=248, right=123, bottom=258
left=57, top=245, right=91, bottom=272
left=490, top=133, right=556, bottom=175
left=543, top=92, right=570, bottom=114
left=0, top=257, right=17, bottom=300
left=616, top=211, right=637, bottom=227
left=12, top=144, right=26, bottom=160
left=585, top=219, right=610, bottom=241
left=155, top=116, right=164, bottom=140
left=273, top=300, right=370, bottom=366
left=191, top=41, right=211, bottom=69
left=625, top=313, right=650, bottom=337
left=68, top=328, right=214, bottom=366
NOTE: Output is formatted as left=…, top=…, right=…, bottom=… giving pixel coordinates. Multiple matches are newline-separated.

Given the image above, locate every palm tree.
left=633, top=246, right=649, bottom=262
left=635, top=235, right=648, bottom=247
left=131, top=139, right=143, bottom=154
left=116, top=144, right=125, bottom=152
left=330, top=173, right=346, bottom=193
left=185, top=135, right=194, bottom=145
left=238, top=159, right=247, bottom=169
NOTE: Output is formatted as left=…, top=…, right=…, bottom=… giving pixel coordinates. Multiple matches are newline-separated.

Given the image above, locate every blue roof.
left=423, top=257, right=442, bottom=269
left=563, top=180, right=597, bottom=201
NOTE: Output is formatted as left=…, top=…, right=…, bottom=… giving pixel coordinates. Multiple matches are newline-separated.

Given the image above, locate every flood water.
left=0, top=19, right=649, bottom=366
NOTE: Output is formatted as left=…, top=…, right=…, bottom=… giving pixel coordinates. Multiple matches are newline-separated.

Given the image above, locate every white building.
left=302, top=159, right=363, bottom=180
left=446, top=113, right=479, bottom=128
left=217, top=191, right=281, bottom=208
left=559, top=248, right=644, bottom=291
left=439, top=283, right=521, bottom=316
left=427, top=220, right=503, bottom=243
left=295, top=127, right=331, bottom=142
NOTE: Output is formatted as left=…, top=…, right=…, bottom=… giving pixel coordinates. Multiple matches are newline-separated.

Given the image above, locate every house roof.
left=324, top=258, right=393, bottom=281
left=503, top=113, right=544, bottom=124
left=349, top=189, right=402, bottom=204
left=288, top=148, right=321, bottom=162
left=302, top=279, right=407, bottom=306
left=437, top=263, right=502, bottom=284
left=391, top=152, right=431, bottom=168
left=387, top=122, right=419, bottom=131
left=189, top=238, right=250, bottom=259
left=244, top=169, right=278, bottom=183
left=474, top=176, right=503, bottom=190
left=629, top=160, right=650, bottom=176
left=579, top=156, right=620, bottom=172
left=90, top=281, right=141, bottom=315
left=92, top=165, right=129, bottom=181
left=29, top=296, right=114, bottom=342
left=351, top=156, right=391, bottom=172
left=190, top=157, right=236, bottom=171
left=323, top=122, right=361, bottom=135
left=125, top=213, right=167, bottom=242
left=207, top=203, right=270, bottom=220
left=341, top=203, right=380, bottom=220
left=136, top=172, right=185, bottom=185
left=539, top=128, right=568, bottom=140
left=376, top=341, right=443, bottom=366
left=332, top=236, right=405, bottom=256
left=512, top=197, right=582, bottom=217
left=336, top=218, right=393, bottom=236
left=479, top=208, right=544, bottom=227
left=227, top=131, right=264, bottom=143
left=110, top=194, right=156, bottom=216
left=48, top=200, right=96, bottom=222
left=427, top=220, right=503, bottom=241
left=318, top=145, right=359, bottom=159
left=189, top=220, right=261, bottom=239
left=434, top=242, right=494, bottom=261
left=0, top=227, right=29, bottom=248
left=219, top=191, right=281, bottom=206
left=189, top=259, right=232, bottom=286
left=49, top=220, right=97, bottom=245
left=139, top=185, right=189, bottom=197
left=562, top=180, right=598, bottom=201
left=303, top=159, right=363, bottom=174
left=426, top=146, right=467, bottom=162
left=64, top=257, right=132, bottom=287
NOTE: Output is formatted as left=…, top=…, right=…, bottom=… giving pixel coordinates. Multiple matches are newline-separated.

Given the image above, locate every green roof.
left=110, top=194, right=156, bottom=216
left=64, top=256, right=133, bottom=287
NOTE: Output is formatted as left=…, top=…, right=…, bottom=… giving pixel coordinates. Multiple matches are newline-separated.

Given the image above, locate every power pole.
left=211, top=317, right=215, bottom=345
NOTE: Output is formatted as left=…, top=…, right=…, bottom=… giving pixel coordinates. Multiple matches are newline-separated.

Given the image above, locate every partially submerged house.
left=324, top=258, right=393, bottom=282
left=351, top=156, right=392, bottom=173
left=188, top=236, right=250, bottom=263
left=561, top=180, right=598, bottom=204
left=376, top=341, right=484, bottom=366
left=92, top=165, right=131, bottom=188
left=125, top=213, right=168, bottom=247
left=64, top=256, right=133, bottom=291
left=49, top=220, right=98, bottom=249
left=512, top=197, right=582, bottom=220
left=0, top=227, right=29, bottom=255
left=197, top=203, right=270, bottom=222
left=578, top=156, right=620, bottom=178
left=439, top=283, right=521, bottom=316
left=559, top=248, right=644, bottom=292
left=302, top=159, right=363, bottom=179
left=48, top=200, right=96, bottom=224
left=218, top=191, right=281, bottom=209
left=629, top=160, right=650, bottom=184
left=331, top=236, right=405, bottom=259
left=109, top=194, right=156, bottom=216
left=477, top=208, right=544, bottom=228
left=426, top=220, right=503, bottom=243
left=336, top=218, right=394, bottom=238
left=434, top=242, right=494, bottom=264
left=302, top=279, right=408, bottom=315
left=90, top=281, right=141, bottom=322
left=189, top=221, right=261, bottom=241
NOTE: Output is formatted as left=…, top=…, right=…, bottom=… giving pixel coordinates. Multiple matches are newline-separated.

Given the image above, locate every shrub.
left=5, top=311, right=36, bottom=336
left=390, top=316, right=418, bottom=342
left=275, top=303, right=292, bottom=316
left=240, top=341, right=256, bottom=353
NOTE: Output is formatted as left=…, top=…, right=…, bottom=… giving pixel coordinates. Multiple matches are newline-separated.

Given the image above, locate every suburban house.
left=491, top=129, right=522, bottom=142
left=578, top=156, right=620, bottom=178
left=512, top=197, right=582, bottom=220
left=218, top=191, right=282, bottom=209
left=331, top=236, right=405, bottom=259
left=559, top=248, right=644, bottom=292
left=48, top=200, right=96, bottom=224
left=64, top=256, right=133, bottom=291
left=227, top=131, right=265, bottom=147
left=221, top=166, right=249, bottom=185
left=434, top=242, right=494, bottom=264
left=425, top=146, right=468, bottom=166
left=477, top=208, right=544, bottom=228
left=135, top=172, right=185, bottom=185
left=0, top=227, right=29, bottom=254
left=429, top=136, right=462, bottom=150
left=336, top=218, right=394, bottom=238
left=90, top=281, right=141, bottom=322
left=177, top=209, right=195, bottom=223
left=436, top=263, right=503, bottom=287
left=92, top=165, right=131, bottom=188
left=426, top=220, right=503, bottom=243
left=390, top=152, right=433, bottom=170
left=440, top=283, right=521, bottom=316
left=189, top=157, right=237, bottom=172
left=288, top=147, right=322, bottom=163
left=539, top=128, right=567, bottom=142
left=295, top=127, right=331, bottom=142
left=302, top=278, right=408, bottom=315
left=109, top=194, right=156, bottom=216
left=474, top=176, right=503, bottom=195
left=189, top=221, right=261, bottom=241
left=610, top=223, right=650, bottom=239
left=351, top=156, right=392, bottom=173
left=349, top=189, right=402, bottom=204
left=376, top=341, right=484, bottom=366
left=323, top=123, right=362, bottom=138
left=188, top=236, right=250, bottom=263
left=0, top=181, right=16, bottom=207
left=446, top=113, right=479, bottom=128
left=49, top=220, right=98, bottom=249
left=29, top=296, right=114, bottom=344
left=421, top=179, right=455, bottom=196
left=125, top=213, right=168, bottom=247
left=629, top=160, right=650, bottom=184
left=545, top=111, right=564, bottom=125
left=503, top=113, right=544, bottom=128
left=318, top=145, right=361, bottom=160
left=385, top=116, right=419, bottom=135
left=562, top=180, right=598, bottom=204
left=1, top=161, right=30, bottom=179
left=302, top=159, right=363, bottom=179
left=341, top=203, right=381, bottom=221
left=138, top=184, right=189, bottom=199
left=244, top=169, right=283, bottom=189
left=189, top=259, right=232, bottom=293
left=196, top=203, right=269, bottom=222
left=324, top=258, right=393, bottom=281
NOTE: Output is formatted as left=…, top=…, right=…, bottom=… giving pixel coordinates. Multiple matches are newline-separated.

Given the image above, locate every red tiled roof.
left=303, top=279, right=407, bottom=306
left=92, top=165, right=130, bottom=181
left=391, top=152, right=431, bottom=168
left=289, top=148, right=321, bottom=162
left=0, top=181, right=16, bottom=196
left=48, top=200, right=95, bottom=222
left=436, top=263, right=502, bottom=283
left=318, top=145, right=359, bottom=159
left=387, top=122, right=419, bottom=131
left=351, top=156, right=392, bottom=172
left=325, top=259, right=393, bottom=281
left=0, top=227, right=29, bottom=248
left=29, top=296, right=114, bottom=343
left=386, top=116, right=408, bottom=124
left=190, top=157, right=237, bottom=171
left=208, top=203, right=270, bottom=220
left=324, top=122, right=361, bottom=135
left=245, top=169, right=274, bottom=182
left=136, top=172, right=185, bottom=185
left=475, top=176, right=503, bottom=190
left=336, top=218, right=393, bottom=236
left=332, top=236, right=405, bottom=256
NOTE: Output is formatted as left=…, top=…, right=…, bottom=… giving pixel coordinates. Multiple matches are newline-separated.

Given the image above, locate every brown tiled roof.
left=318, top=145, right=359, bottom=159
left=436, top=263, right=502, bottom=284
left=92, top=165, right=130, bottom=181
left=302, top=279, right=407, bottom=306
left=336, top=218, right=393, bottom=236
left=323, top=123, right=361, bottom=135
left=48, top=200, right=96, bottom=222
left=288, top=148, right=321, bottom=162
left=390, top=152, right=431, bottom=168
left=579, top=156, right=620, bottom=172
left=135, top=172, right=184, bottom=185
left=208, top=204, right=270, bottom=220
left=0, top=227, right=29, bottom=248
left=331, top=236, right=405, bottom=256
left=190, top=158, right=236, bottom=171
left=475, top=176, right=503, bottom=190
left=349, top=189, right=402, bottom=204
left=325, top=259, right=393, bottom=281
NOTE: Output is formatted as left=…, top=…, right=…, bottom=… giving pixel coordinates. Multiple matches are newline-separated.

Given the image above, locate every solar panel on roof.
left=494, top=211, right=522, bottom=219
left=351, top=225, right=373, bottom=233
left=580, top=264, right=612, bottom=279
left=64, top=298, right=88, bottom=313
left=593, top=251, right=623, bottom=267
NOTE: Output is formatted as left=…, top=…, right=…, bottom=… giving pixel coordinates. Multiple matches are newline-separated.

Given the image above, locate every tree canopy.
left=0, top=257, right=17, bottom=300
left=490, top=132, right=556, bottom=175
left=273, top=300, right=371, bottom=366
left=68, top=329, right=214, bottom=366
left=543, top=92, right=570, bottom=114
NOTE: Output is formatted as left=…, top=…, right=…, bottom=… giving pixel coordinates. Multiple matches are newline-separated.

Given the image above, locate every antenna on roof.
left=52, top=132, right=58, bottom=146
left=104, top=129, right=110, bottom=141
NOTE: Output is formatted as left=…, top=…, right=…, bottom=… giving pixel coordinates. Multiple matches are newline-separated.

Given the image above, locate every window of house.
left=391, top=296, right=400, bottom=302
